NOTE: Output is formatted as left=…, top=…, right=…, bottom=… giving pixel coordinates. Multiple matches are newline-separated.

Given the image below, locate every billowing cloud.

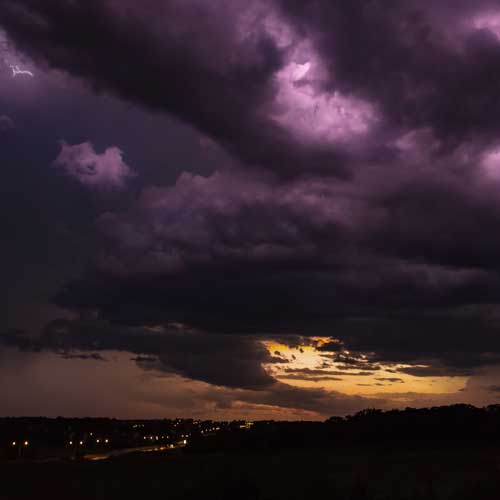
left=278, top=0, right=500, bottom=144
left=54, top=141, right=136, bottom=191
left=3, top=0, right=500, bottom=417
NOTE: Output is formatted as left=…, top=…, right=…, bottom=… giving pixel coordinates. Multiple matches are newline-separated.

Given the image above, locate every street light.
left=23, top=441, right=29, bottom=447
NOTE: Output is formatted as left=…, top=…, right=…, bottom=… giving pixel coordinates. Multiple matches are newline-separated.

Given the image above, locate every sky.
left=2, top=0, right=500, bottom=420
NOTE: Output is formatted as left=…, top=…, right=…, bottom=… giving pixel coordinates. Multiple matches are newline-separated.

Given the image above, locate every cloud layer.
left=3, top=0, right=500, bottom=416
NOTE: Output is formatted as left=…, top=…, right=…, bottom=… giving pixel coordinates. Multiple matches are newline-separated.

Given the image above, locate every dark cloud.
left=40, top=159, right=500, bottom=378
left=316, top=341, right=344, bottom=353
left=130, top=355, right=157, bottom=363
left=3, top=0, right=500, bottom=416
left=397, top=365, right=472, bottom=378
left=283, top=368, right=374, bottom=378
left=0, top=320, right=391, bottom=416
left=207, top=382, right=386, bottom=417
left=0, top=0, right=350, bottom=177
left=279, top=374, right=342, bottom=382
left=279, top=0, right=500, bottom=143
left=60, top=352, right=107, bottom=361
left=1, top=318, right=276, bottom=390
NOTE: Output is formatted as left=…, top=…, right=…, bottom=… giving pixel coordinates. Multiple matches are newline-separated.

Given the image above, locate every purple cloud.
left=54, top=141, right=136, bottom=191
left=4, top=0, right=500, bottom=416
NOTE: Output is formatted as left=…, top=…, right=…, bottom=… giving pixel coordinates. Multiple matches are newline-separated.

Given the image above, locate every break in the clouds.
left=3, top=0, right=500, bottom=418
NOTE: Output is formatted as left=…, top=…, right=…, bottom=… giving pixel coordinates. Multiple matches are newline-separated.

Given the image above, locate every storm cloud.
left=2, top=0, right=500, bottom=417
left=2, top=318, right=276, bottom=390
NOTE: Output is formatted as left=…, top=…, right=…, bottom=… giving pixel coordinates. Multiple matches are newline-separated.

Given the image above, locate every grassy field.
left=2, top=445, right=500, bottom=499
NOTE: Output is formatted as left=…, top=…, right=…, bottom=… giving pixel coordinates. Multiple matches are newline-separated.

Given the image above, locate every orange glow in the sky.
left=263, top=339, right=467, bottom=396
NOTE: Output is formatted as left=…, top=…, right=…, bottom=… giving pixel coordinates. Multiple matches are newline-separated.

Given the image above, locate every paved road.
left=1, top=443, right=183, bottom=464
left=84, top=445, right=173, bottom=461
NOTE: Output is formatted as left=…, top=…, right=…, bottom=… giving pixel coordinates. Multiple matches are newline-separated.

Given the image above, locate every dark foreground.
left=2, top=444, right=500, bottom=500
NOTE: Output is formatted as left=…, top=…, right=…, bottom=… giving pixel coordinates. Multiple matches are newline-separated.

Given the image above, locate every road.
left=84, top=444, right=174, bottom=461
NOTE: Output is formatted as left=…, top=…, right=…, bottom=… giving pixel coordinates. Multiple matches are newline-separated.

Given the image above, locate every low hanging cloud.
left=1, top=317, right=276, bottom=390
left=0, top=318, right=393, bottom=416
left=54, top=141, right=136, bottom=191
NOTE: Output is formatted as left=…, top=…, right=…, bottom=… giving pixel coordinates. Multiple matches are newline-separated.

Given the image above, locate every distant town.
left=4, top=404, right=500, bottom=463
left=0, top=417, right=255, bottom=461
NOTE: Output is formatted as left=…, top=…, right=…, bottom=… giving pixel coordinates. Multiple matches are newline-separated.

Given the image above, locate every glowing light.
left=288, top=61, right=311, bottom=82
left=263, top=340, right=468, bottom=396
left=11, top=441, right=16, bottom=446
left=10, top=65, right=34, bottom=78
left=481, top=147, right=500, bottom=179
left=23, top=441, right=29, bottom=446
left=473, top=12, right=500, bottom=40
left=270, top=41, right=377, bottom=145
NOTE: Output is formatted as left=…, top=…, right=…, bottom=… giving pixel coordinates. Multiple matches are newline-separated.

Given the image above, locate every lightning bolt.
left=10, top=65, right=34, bottom=78
left=1, top=31, right=34, bottom=78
